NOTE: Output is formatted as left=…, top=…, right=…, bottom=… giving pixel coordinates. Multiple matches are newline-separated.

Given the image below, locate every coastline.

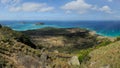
left=1, top=20, right=120, bottom=37
left=22, top=27, right=117, bottom=42
left=18, top=26, right=118, bottom=38
left=1, top=21, right=120, bottom=37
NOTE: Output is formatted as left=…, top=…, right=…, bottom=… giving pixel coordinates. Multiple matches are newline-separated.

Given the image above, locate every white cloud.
left=9, top=2, right=54, bottom=12
left=39, top=7, right=54, bottom=12
left=92, top=5, right=98, bottom=10
left=65, top=10, right=72, bottom=14
left=61, top=0, right=92, bottom=14
left=108, top=0, right=113, bottom=2
left=92, top=5, right=113, bottom=14
left=99, top=5, right=112, bottom=13
left=61, top=0, right=114, bottom=14
left=0, top=0, right=20, bottom=5
left=1, top=0, right=10, bottom=4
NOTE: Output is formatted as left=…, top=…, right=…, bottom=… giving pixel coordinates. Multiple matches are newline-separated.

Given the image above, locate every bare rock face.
left=17, top=55, right=41, bottom=68
left=68, top=56, right=80, bottom=66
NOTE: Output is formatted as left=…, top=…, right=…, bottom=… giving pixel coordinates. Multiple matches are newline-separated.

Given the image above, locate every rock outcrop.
left=68, top=56, right=80, bottom=66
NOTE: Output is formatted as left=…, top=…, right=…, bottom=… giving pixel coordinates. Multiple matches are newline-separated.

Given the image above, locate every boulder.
left=68, top=56, right=80, bottom=66
left=53, top=50, right=59, bottom=53
left=17, top=55, right=41, bottom=68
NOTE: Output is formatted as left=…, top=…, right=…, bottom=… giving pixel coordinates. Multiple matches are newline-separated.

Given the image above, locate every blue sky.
left=0, top=0, right=120, bottom=20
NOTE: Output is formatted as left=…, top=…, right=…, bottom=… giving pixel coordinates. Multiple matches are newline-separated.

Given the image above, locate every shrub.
left=2, top=37, right=10, bottom=43
left=96, top=39, right=112, bottom=48
left=17, top=34, right=36, bottom=49
left=0, top=24, right=2, bottom=28
left=78, top=49, right=92, bottom=63
left=116, top=36, right=120, bottom=41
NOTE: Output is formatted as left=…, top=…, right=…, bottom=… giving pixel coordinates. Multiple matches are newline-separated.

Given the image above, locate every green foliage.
left=1, top=26, right=12, bottom=31
left=116, top=36, right=120, bottom=41
left=0, top=26, right=36, bottom=49
left=17, top=34, right=36, bottom=49
left=96, top=38, right=112, bottom=48
left=0, top=56, right=13, bottom=68
left=78, top=49, right=92, bottom=62
left=1, top=36, right=10, bottom=43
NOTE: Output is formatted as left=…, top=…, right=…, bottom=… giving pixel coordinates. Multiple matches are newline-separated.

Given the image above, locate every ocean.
left=0, top=20, right=120, bottom=37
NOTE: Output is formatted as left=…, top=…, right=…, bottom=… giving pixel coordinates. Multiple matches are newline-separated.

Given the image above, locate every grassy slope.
left=0, top=27, right=40, bottom=68
left=0, top=26, right=80, bottom=68
left=23, top=27, right=98, bottom=53
left=81, top=41, right=120, bottom=68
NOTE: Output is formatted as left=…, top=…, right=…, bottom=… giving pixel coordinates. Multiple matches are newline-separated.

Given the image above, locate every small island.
left=19, top=22, right=26, bottom=24
left=35, top=22, right=44, bottom=25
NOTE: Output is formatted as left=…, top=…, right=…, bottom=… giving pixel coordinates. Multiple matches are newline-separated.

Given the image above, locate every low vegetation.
left=22, top=27, right=98, bottom=52
left=0, top=25, right=119, bottom=68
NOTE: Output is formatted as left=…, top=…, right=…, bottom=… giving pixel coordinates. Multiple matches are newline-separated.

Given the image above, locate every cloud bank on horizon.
left=0, top=0, right=120, bottom=20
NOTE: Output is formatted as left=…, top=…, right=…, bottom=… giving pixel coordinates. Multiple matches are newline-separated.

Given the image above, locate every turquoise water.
left=0, top=21, right=120, bottom=37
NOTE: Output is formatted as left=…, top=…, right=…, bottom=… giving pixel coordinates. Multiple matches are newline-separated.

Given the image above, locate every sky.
left=0, top=0, right=120, bottom=20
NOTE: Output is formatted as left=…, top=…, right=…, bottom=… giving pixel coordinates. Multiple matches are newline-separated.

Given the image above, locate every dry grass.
left=81, top=41, right=120, bottom=68
left=32, top=36, right=66, bottom=47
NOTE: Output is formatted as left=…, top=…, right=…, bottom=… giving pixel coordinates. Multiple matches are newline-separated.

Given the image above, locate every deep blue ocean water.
left=0, top=20, right=120, bottom=37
